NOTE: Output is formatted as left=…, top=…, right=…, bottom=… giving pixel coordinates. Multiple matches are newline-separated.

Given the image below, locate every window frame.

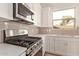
left=52, top=7, right=76, bottom=29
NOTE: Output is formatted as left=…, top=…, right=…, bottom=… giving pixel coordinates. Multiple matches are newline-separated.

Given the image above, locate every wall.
left=38, top=4, right=79, bottom=35
left=41, top=4, right=79, bottom=28
left=75, top=7, right=79, bottom=28
left=0, top=21, right=39, bottom=43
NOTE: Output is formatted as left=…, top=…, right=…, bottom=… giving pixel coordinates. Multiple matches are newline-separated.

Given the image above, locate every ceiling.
left=41, top=3, right=79, bottom=11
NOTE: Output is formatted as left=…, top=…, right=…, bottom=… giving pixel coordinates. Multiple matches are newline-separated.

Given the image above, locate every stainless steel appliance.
left=13, top=3, right=34, bottom=24
left=3, top=29, right=42, bottom=56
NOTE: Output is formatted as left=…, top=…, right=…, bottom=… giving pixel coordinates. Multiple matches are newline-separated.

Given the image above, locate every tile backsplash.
left=0, top=21, right=39, bottom=43
left=38, top=27, right=79, bottom=35
left=5, top=21, right=39, bottom=35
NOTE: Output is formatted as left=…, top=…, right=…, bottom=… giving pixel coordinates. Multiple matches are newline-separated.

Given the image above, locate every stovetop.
left=4, top=36, right=41, bottom=49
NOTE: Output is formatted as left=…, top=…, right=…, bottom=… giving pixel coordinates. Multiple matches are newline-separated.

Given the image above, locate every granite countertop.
left=0, top=43, right=27, bottom=56
left=29, top=34, right=79, bottom=38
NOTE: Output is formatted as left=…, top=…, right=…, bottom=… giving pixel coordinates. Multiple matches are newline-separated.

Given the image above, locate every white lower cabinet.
left=45, top=36, right=54, bottom=53
left=44, top=36, right=79, bottom=56
left=49, top=36, right=55, bottom=53
left=45, top=36, right=69, bottom=55
left=69, top=38, right=79, bottom=56
left=45, top=36, right=50, bottom=52
left=54, top=37, right=69, bottom=55
left=41, top=37, right=46, bottom=56
left=75, top=38, right=79, bottom=56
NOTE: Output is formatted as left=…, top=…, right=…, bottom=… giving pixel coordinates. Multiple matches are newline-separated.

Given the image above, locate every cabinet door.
left=49, top=36, right=55, bottom=53
left=41, top=7, right=53, bottom=27
left=0, top=3, right=8, bottom=19
left=45, top=37, right=50, bottom=52
left=69, top=38, right=79, bottom=56
left=32, top=3, right=41, bottom=26
left=66, top=38, right=79, bottom=56
left=24, top=3, right=41, bottom=26
left=0, top=3, right=13, bottom=20
left=45, top=36, right=55, bottom=53
left=41, top=37, right=46, bottom=56
left=75, top=38, right=79, bottom=56
left=54, top=37, right=68, bottom=55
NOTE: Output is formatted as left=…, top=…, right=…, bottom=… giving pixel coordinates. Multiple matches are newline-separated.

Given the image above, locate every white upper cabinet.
left=41, top=6, right=53, bottom=27
left=33, top=3, right=41, bottom=26
left=25, top=3, right=41, bottom=26
left=0, top=3, right=13, bottom=21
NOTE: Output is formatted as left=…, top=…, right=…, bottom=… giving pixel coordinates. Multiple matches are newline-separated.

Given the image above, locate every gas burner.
left=5, top=36, right=41, bottom=49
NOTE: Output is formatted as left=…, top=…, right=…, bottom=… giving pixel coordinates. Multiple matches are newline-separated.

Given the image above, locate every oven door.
left=34, top=47, right=43, bottom=56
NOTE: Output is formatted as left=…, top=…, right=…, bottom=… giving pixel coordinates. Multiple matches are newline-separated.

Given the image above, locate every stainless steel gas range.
left=3, top=29, right=43, bottom=56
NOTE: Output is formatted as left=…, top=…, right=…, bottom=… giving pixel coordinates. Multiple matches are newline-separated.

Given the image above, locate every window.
left=53, top=8, right=75, bottom=29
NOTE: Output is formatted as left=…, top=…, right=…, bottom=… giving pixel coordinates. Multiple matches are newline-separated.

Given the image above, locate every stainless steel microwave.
left=13, top=3, right=34, bottom=24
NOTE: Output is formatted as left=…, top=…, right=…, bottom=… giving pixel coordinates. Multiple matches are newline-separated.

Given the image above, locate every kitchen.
left=0, top=3, right=79, bottom=56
